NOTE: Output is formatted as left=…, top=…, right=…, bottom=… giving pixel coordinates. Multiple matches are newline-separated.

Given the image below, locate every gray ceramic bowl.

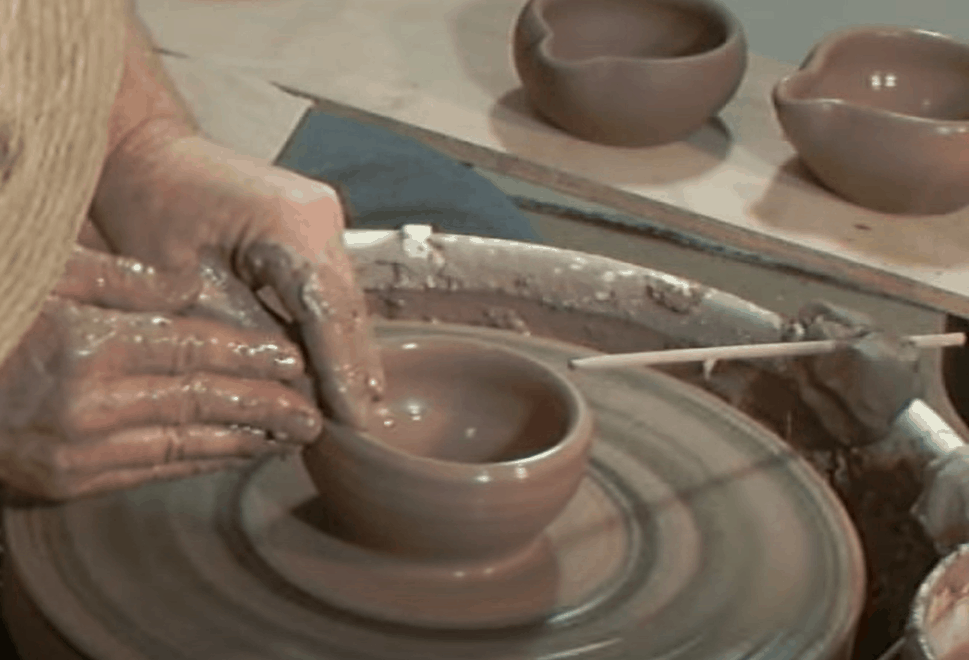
left=302, top=336, right=594, bottom=563
left=774, top=27, right=969, bottom=215
left=512, top=0, right=747, bottom=146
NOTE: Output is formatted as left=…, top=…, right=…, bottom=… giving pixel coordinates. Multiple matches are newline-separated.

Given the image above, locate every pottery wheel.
left=3, top=321, right=865, bottom=660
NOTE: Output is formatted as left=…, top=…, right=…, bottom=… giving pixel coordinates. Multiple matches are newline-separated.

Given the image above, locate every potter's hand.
left=913, top=446, right=969, bottom=554
left=91, top=128, right=383, bottom=429
left=0, top=246, right=322, bottom=500
left=791, top=301, right=923, bottom=446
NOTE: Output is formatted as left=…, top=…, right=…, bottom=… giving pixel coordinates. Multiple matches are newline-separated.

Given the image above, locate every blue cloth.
left=275, top=110, right=541, bottom=243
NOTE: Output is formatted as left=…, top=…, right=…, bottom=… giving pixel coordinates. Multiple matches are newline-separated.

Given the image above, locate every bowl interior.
left=369, top=339, right=574, bottom=464
left=787, top=32, right=969, bottom=120
left=541, top=0, right=729, bottom=62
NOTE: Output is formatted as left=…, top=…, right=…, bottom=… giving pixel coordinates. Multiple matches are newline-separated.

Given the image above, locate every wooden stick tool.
left=568, top=332, right=966, bottom=371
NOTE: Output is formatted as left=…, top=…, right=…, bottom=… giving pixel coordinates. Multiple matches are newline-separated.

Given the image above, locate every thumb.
left=53, top=245, right=201, bottom=312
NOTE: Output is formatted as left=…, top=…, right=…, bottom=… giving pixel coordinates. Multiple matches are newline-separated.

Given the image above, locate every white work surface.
left=158, top=54, right=311, bottom=162
left=138, top=0, right=969, bottom=317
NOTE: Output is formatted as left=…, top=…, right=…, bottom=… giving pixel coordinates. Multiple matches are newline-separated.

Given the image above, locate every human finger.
left=47, top=455, right=253, bottom=501
left=65, top=374, right=322, bottom=443
left=53, top=244, right=201, bottom=312
left=241, top=242, right=383, bottom=429
left=68, top=457, right=254, bottom=500
left=332, top=245, right=386, bottom=401
left=89, top=314, right=306, bottom=382
left=323, top=243, right=386, bottom=401
left=61, top=425, right=290, bottom=473
left=0, top=429, right=260, bottom=500
left=190, top=253, right=291, bottom=333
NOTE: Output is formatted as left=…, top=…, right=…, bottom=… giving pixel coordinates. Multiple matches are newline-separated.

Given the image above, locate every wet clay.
left=2, top=322, right=864, bottom=659
left=238, top=241, right=385, bottom=430
left=513, top=0, right=748, bottom=145
left=0, top=229, right=941, bottom=657
left=366, top=287, right=934, bottom=658
left=774, top=27, right=969, bottom=214
left=187, top=252, right=385, bottom=436
left=91, top=133, right=385, bottom=430
left=241, top=451, right=628, bottom=629
left=367, top=339, right=572, bottom=463
left=0, top=246, right=320, bottom=502
left=302, top=336, right=593, bottom=563
left=793, top=300, right=924, bottom=447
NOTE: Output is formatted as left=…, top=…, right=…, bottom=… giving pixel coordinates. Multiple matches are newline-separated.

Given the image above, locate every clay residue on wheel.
left=363, top=283, right=937, bottom=659
left=357, top=234, right=741, bottom=348
left=645, top=275, right=707, bottom=314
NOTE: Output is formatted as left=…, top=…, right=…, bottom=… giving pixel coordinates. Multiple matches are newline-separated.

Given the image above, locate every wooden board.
left=137, top=0, right=969, bottom=316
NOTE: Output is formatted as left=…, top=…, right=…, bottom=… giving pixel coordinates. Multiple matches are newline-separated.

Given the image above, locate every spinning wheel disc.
left=4, top=322, right=865, bottom=660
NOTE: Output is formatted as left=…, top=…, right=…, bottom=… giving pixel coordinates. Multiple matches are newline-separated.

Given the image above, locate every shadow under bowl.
left=773, top=26, right=969, bottom=215
left=301, top=336, right=594, bottom=564
left=512, top=0, right=747, bottom=146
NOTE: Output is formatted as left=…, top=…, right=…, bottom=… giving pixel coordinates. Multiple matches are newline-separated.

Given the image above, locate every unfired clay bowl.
left=905, top=544, right=969, bottom=660
left=301, top=336, right=594, bottom=564
left=774, top=27, right=969, bottom=215
left=512, top=0, right=747, bottom=146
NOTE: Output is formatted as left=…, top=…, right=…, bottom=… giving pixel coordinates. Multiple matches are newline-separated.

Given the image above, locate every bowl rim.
left=519, top=0, right=746, bottom=70
left=773, top=25, right=969, bottom=128
left=319, top=335, right=594, bottom=483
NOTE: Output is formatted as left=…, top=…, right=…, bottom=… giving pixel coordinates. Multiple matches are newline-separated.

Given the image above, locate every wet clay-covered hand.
left=913, top=446, right=969, bottom=554
left=91, top=128, right=383, bottom=429
left=792, top=301, right=923, bottom=446
left=0, top=246, right=322, bottom=500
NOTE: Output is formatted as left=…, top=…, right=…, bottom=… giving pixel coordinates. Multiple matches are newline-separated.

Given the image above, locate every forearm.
left=105, top=2, right=198, bottom=160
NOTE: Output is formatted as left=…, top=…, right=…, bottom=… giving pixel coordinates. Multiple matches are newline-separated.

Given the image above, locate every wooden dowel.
left=568, top=332, right=966, bottom=371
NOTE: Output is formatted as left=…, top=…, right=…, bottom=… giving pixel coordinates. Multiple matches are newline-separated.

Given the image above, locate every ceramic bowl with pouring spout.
left=773, top=27, right=969, bottom=215
left=512, top=0, right=748, bottom=146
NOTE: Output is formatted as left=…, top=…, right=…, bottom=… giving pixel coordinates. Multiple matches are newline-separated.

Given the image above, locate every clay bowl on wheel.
left=301, top=336, right=594, bottom=564
left=773, top=27, right=969, bottom=215
left=512, top=0, right=747, bottom=147
left=905, top=544, right=969, bottom=660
